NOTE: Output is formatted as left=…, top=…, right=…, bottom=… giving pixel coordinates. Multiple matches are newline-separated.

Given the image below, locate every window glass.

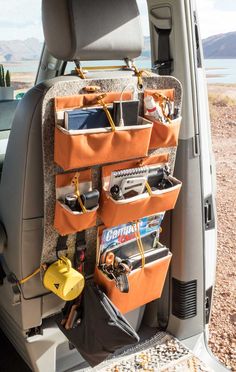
left=0, top=0, right=43, bottom=97
left=137, top=0, right=151, bottom=69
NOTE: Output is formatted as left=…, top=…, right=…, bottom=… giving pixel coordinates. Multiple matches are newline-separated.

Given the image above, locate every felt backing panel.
left=40, top=75, right=182, bottom=275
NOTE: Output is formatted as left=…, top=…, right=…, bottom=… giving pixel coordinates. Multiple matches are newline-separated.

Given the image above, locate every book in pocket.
left=64, top=106, right=113, bottom=130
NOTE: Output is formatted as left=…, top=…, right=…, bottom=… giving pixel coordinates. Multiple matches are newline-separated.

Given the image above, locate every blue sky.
left=0, top=0, right=236, bottom=40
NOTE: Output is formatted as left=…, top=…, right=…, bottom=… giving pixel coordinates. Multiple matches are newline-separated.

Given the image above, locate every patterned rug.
left=85, top=333, right=213, bottom=372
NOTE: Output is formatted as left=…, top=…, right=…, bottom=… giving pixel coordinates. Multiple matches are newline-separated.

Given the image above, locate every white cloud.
left=196, top=0, right=236, bottom=39
left=137, top=0, right=150, bottom=36
left=0, top=0, right=43, bottom=40
left=0, top=0, right=235, bottom=41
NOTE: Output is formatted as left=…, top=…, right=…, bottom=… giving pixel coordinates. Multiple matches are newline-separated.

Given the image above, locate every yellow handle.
left=59, top=256, right=72, bottom=272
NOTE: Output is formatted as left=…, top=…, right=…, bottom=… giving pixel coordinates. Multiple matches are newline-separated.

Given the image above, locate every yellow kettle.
left=43, top=256, right=84, bottom=301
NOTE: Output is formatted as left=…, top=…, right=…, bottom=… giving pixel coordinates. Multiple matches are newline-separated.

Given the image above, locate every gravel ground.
left=208, top=94, right=236, bottom=371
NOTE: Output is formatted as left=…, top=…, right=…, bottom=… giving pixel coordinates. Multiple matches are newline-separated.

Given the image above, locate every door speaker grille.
left=172, top=278, right=197, bottom=319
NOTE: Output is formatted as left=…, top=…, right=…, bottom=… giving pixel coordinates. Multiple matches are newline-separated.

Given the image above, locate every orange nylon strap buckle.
left=74, top=59, right=86, bottom=79
left=83, top=85, right=101, bottom=93
left=75, top=66, right=86, bottom=79
left=132, top=63, right=150, bottom=89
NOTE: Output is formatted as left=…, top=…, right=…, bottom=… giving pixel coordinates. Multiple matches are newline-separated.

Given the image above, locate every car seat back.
left=0, top=0, right=144, bottom=330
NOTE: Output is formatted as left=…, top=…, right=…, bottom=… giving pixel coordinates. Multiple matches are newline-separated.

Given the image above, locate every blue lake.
left=4, top=59, right=236, bottom=84
left=204, top=59, right=236, bottom=84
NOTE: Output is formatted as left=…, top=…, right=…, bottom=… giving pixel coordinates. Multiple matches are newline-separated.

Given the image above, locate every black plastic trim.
left=204, top=195, right=215, bottom=230
left=172, top=278, right=197, bottom=319
left=205, top=286, right=213, bottom=324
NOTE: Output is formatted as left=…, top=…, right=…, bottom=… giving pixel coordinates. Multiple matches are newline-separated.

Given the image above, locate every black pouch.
left=56, top=282, right=139, bottom=367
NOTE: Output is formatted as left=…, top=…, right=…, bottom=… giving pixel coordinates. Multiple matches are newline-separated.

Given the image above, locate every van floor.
left=81, top=331, right=213, bottom=372
left=0, top=325, right=212, bottom=372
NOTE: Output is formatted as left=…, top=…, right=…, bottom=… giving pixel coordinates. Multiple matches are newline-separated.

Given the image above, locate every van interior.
left=0, top=1, right=228, bottom=371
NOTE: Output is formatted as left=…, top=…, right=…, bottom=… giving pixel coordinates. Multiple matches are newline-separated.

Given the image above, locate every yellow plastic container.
left=43, top=256, right=84, bottom=301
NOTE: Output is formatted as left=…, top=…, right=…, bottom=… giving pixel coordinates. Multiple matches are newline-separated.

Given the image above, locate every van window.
left=0, top=0, right=43, bottom=97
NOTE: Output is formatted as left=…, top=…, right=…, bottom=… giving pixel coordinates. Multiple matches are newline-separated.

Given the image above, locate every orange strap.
left=132, top=64, right=150, bottom=89
left=19, top=264, right=47, bottom=285
left=71, top=173, right=87, bottom=213
left=96, top=94, right=116, bottom=131
left=133, top=221, right=145, bottom=268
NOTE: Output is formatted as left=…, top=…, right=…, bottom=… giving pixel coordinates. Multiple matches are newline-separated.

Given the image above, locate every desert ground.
left=207, top=84, right=236, bottom=371
left=9, top=73, right=236, bottom=370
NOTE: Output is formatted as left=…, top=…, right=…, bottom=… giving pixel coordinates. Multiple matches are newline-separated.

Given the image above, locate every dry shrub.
left=208, top=93, right=236, bottom=107
left=208, top=93, right=236, bottom=121
left=209, top=104, right=218, bottom=121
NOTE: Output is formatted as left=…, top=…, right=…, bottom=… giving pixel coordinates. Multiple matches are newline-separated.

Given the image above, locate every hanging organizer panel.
left=40, top=75, right=182, bottom=270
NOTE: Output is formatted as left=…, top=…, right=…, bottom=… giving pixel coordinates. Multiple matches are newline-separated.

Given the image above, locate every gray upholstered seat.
left=0, top=0, right=143, bottom=331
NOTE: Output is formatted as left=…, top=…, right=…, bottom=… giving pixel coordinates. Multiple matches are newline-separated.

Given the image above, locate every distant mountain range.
left=202, top=32, right=236, bottom=58
left=0, top=32, right=236, bottom=62
left=0, top=38, right=43, bottom=62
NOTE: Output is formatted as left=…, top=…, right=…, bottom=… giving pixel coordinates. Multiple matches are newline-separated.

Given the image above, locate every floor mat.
left=86, top=333, right=213, bottom=371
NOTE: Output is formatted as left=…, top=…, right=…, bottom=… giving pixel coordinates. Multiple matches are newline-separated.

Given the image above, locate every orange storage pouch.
left=144, top=89, right=175, bottom=101
left=54, top=170, right=98, bottom=235
left=54, top=91, right=153, bottom=170
left=94, top=254, right=172, bottom=313
left=94, top=226, right=172, bottom=313
left=98, top=154, right=182, bottom=228
left=54, top=117, right=152, bottom=170
left=144, top=89, right=181, bottom=149
left=148, top=116, right=181, bottom=149
left=54, top=91, right=133, bottom=124
left=54, top=91, right=133, bottom=112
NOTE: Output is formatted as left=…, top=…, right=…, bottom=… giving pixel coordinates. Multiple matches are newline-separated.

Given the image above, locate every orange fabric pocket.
left=94, top=253, right=172, bottom=314
left=54, top=91, right=133, bottom=123
left=54, top=170, right=98, bottom=235
left=54, top=118, right=152, bottom=170
left=99, top=180, right=181, bottom=228
left=55, top=91, right=133, bottom=112
left=149, top=116, right=182, bottom=149
left=98, top=155, right=182, bottom=228
left=54, top=201, right=97, bottom=235
left=144, top=89, right=175, bottom=101
left=144, top=89, right=181, bottom=149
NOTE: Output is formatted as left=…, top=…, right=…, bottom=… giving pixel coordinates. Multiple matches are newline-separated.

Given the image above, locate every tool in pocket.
left=100, top=251, right=132, bottom=293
